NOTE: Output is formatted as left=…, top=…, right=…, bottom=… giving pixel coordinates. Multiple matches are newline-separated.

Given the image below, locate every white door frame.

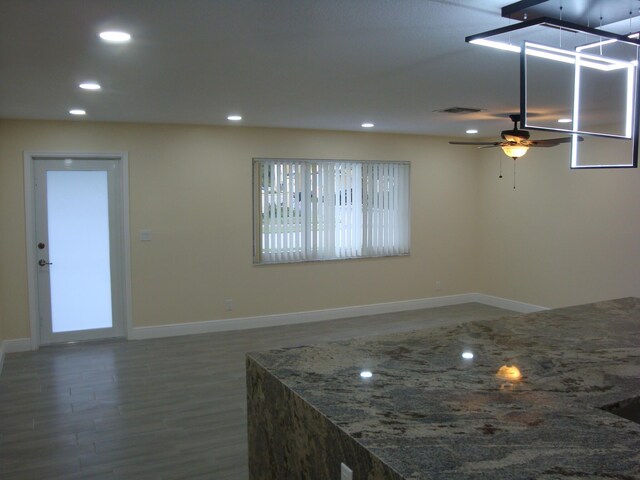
left=24, top=151, right=133, bottom=349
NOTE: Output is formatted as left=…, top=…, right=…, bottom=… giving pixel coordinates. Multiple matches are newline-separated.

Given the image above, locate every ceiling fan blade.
left=479, top=145, right=499, bottom=149
left=530, top=136, right=583, bottom=147
left=448, top=141, right=501, bottom=146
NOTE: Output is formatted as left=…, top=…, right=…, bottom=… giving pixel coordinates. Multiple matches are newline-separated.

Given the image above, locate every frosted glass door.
left=34, top=157, right=124, bottom=344
left=47, top=171, right=113, bottom=332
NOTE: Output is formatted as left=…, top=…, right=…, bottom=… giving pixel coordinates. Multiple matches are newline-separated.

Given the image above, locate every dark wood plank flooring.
left=0, top=303, right=514, bottom=479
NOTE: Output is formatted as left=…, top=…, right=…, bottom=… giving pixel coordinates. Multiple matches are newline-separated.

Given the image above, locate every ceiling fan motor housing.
left=501, top=129, right=530, bottom=142
left=502, top=114, right=530, bottom=142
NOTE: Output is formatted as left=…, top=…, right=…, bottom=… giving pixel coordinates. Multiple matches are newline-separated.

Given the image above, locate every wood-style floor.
left=0, top=303, right=514, bottom=480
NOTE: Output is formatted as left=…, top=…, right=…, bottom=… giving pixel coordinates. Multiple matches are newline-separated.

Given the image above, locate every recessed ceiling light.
left=361, top=123, right=374, bottom=128
left=558, top=118, right=572, bottom=123
left=227, top=115, right=242, bottom=121
left=466, top=129, right=479, bottom=134
left=69, top=109, right=86, bottom=116
left=79, top=82, right=101, bottom=90
left=360, top=371, right=373, bottom=378
left=99, top=31, right=131, bottom=43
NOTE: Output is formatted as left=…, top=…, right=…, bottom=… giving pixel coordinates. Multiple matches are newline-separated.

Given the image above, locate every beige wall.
left=478, top=138, right=640, bottom=308
left=0, top=119, right=481, bottom=339
left=3, top=119, right=638, bottom=341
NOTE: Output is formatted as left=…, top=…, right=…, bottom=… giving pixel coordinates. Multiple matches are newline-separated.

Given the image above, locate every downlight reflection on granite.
left=247, top=297, right=640, bottom=480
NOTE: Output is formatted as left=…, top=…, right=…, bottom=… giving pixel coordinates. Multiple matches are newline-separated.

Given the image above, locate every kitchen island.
left=247, top=298, right=640, bottom=479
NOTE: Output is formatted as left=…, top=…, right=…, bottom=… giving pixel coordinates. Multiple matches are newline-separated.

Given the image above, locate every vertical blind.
left=254, top=159, right=410, bottom=264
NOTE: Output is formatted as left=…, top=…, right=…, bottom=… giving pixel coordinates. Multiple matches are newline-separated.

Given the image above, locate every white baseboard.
left=0, top=338, right=32, bottom=375
left=129, top=293, right=478, bottom=340
left=129, top=293, right=547, bottom=341
left=474, top=293, right=548, bottom=314
left=3, top=338, right=33, bottom=353
left=0, top=295, right=547, bottom=363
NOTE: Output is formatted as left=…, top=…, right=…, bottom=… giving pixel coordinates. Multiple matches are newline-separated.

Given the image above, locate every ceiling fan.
left=449, top=114, right=583, bottom=160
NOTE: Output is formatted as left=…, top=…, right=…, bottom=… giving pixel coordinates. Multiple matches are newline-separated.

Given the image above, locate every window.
left=253, top=158, right=410, bottom=264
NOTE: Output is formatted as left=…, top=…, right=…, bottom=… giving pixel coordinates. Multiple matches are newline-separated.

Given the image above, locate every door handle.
left=38, top=259, right=53, bottom=266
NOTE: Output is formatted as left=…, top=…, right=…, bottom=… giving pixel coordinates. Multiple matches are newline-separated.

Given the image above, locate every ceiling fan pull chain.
left=559, top=6, right=563, bottom=48
left=600, top=16, right=604, bottom=56
left=513, top=159, right=516, bottom=190
left=499, top=157, right=503, bottom=178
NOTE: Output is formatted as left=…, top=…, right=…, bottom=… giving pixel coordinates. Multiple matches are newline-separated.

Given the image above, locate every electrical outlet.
left=224, top=299, right=234, bottom=311
left=435, top=280, right=442, bottom=292
left=340, top=463, right=353, bottom=480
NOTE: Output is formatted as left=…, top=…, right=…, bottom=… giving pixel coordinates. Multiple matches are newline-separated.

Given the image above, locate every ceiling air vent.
left=435, top=107, right=484, bottom=114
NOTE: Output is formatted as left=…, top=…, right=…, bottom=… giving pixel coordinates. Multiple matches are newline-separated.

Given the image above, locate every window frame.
left=252, top=158, right=411, bottom=265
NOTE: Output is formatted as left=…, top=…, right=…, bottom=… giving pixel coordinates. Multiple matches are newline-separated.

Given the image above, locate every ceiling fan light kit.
left=501, top=144, right=529, bottom=159
left=455, top=1, right=640, bottom=171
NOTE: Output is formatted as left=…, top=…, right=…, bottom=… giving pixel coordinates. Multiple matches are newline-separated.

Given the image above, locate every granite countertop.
left=248, top=298, right=640, bottom=479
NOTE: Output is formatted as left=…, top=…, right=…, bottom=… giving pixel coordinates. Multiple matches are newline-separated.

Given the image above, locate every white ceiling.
left=0, top=0, right=635, bottom=137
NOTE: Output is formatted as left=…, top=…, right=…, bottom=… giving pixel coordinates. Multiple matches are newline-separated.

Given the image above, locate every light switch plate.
left=140, top=229, right=152, bottom=241
left=340, top=463, right=353, bottom=480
